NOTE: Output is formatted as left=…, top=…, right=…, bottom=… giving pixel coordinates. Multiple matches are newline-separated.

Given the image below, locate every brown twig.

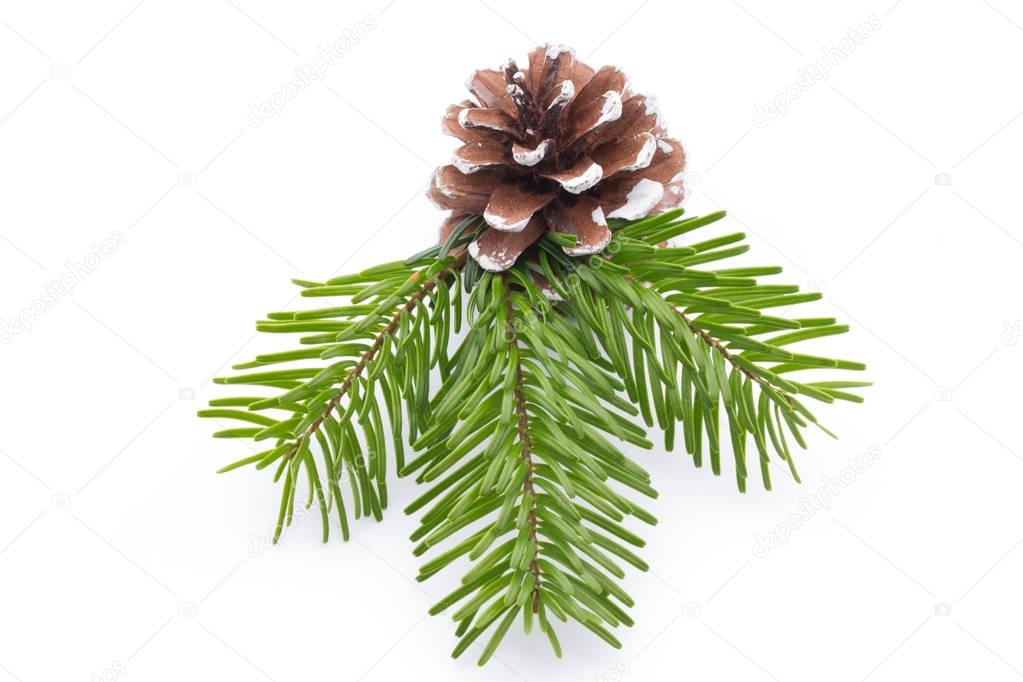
left=620, top=270, right=790, bottom=403
left=504, top=280, right=542, bottom=613
left=284, top=255, right=464, bottom=460
left=673, top=307, right=793, bottom=406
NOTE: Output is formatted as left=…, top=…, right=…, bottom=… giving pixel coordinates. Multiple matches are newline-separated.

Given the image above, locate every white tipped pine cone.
left=429, top=44, right=686, bottom=272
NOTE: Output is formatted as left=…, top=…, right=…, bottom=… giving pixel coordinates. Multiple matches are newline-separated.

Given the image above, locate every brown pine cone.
left=429, top=44, right=686, bottom=272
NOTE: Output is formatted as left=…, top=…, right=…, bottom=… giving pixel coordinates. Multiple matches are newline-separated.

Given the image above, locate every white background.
left=2, top=1, right=1022, bottom=680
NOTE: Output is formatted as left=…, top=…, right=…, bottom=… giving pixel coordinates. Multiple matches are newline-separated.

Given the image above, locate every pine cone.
left=429, top=44, right=686, bottom=272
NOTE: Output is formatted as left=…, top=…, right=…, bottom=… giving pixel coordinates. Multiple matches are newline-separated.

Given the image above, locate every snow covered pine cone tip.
left=428, top=44, right=686, bottom=272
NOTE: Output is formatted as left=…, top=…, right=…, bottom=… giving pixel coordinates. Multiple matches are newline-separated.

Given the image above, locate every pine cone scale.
left=540, top=155, right=602, bottom=194
left=584, top=95, right=660, bottom=152
left=468, top=215, right=546, bottom=271
left=590, top=131, right=657, bottom=177
left=459, top=107, right=518, bottom=136
left=563, top=91, right=623, bottom=147
left=484, top=183, right=557, bottom=233
left=511, top=139, right=552, bottom=167
left=544, top=195, right=611, bottom=256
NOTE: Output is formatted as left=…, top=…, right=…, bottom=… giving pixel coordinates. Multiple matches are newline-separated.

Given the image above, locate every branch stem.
left=285, top=256, right=464, bottom=460
left=503, top=278, right=542, bottom=613
left=673, top=307, right=793, bottom=405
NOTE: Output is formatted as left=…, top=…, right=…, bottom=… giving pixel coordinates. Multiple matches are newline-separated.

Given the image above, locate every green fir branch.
left=200, top=208, right=868, bottom=663
left=404, top=271, right=657, bottom=664
left=534, top=208, right=869, bottom=493
left=199, top=254, right=464, bottom=543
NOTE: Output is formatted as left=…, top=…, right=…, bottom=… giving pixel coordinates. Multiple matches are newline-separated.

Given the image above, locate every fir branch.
left=200, top=207, right=867, bottom=662
left=535, top=208, right=869, bottom=492
left=675, top=305, right=794, bottom=408
left=283, top=256, right=464, bottom=462
left=406, top=270, right=657, bottom=664
left=200, top=253, right=464, bottom=543
left=506, top=283, right=542, bottom=614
